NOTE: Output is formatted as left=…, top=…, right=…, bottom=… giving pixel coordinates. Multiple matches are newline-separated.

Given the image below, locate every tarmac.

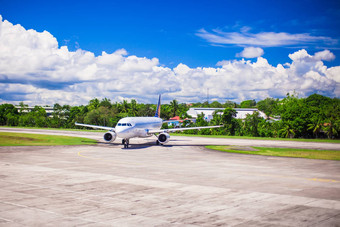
left=0, top=128, right=339, bottom=226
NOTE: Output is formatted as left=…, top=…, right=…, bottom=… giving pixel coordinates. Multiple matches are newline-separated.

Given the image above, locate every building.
left=15, top=106, right=55, bottom=116
left=186, top=108, right=267, bottom=121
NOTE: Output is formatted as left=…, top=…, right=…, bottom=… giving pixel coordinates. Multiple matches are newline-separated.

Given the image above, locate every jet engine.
left=103, top=131, right=117, bottom=142
left=158, top=133, right=170, bottom=144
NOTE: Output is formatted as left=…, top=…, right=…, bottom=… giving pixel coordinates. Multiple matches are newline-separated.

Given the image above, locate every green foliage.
left=242, top=111, right=262, bottom=137
left=257, top=97, right=279, bottom=118
left=0, top=104, right=19, bottom=126
left=220, top=108, right=238, bottom=135
left=0, top=93, right=339, bottom=139
left=240, top=99, right=256, bottom=108
left=170, top=99, right=179, bottom=117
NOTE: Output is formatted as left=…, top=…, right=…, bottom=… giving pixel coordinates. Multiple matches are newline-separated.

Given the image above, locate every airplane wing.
left=75, top=122, right=115, bottom=131
left=148, top=125, right=223, bottom=134
left=162, top=119, right=195, bottom=123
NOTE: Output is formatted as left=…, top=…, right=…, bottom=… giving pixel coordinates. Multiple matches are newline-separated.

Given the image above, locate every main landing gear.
left=122, top=139, right=130, bottom=148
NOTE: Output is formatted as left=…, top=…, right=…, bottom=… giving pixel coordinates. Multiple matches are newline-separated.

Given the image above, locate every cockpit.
left=117, top=123, right=132, bottom=127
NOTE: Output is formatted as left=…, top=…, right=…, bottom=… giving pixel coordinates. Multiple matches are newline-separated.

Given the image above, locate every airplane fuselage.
left=115, top=117, right=163, bottom=139
left=75, top=94, right=222, bottom=148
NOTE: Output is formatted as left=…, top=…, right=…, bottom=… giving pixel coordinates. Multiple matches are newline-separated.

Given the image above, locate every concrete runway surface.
left=0, top=128, right=339, bottom=226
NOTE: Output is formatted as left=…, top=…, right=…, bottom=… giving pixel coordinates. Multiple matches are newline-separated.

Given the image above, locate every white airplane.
left=75, top=95, right=222, bottom=148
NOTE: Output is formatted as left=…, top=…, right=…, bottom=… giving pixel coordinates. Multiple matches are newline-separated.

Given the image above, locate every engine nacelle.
left=158, top=133, right=170, bottom=144
left=103, top=131, right=117, bottom=142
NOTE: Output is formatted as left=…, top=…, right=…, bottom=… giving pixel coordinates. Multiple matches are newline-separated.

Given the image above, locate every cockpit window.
left=117, top=122, right=132, bottom=127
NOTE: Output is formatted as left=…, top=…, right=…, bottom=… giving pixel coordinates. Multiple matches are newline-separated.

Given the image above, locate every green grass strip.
left=206, top=145, right=340, bottom=160
left=173, top=133, right=340, bottom=143
left=0, top=132, right=97, bottom=146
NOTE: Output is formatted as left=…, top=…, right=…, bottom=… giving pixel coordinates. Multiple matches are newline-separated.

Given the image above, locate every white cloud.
left=314, top=50, right=335, bottom=61
left=0, top=15, right=339, bottom=105
left=196, top=28, right=337, bottom=47
left=236, top=47, right=264, bottom=58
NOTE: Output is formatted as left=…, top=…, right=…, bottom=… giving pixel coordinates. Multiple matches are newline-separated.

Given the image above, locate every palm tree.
left=170, top=100, right=179, bottom=117
left=122, top=100, right=129, bottom=113
left=129, top=99, right=138, bottom=116
left=323, top=121, right=339, bottom=139
left=279, top=123, right=296, bottom=138
left=307, top=120, right=322, bottom=138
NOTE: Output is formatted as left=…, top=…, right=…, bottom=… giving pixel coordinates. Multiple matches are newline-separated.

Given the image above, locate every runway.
left=0, top=128, right=339, bottom=226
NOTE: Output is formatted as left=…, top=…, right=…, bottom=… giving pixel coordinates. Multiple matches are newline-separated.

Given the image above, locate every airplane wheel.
left=123, top=139, right=129, bottom=149
left=156, top=140, right=160, bottom=145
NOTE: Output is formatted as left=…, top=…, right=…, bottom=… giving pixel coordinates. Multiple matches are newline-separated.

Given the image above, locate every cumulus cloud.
left=236, top=47, right=264, bottom=58
left=0, top=15, right=339, bottom=105
left=196, top=28, right=337, bottom=47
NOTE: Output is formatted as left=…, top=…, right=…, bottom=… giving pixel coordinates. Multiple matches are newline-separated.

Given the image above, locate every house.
left=186, top=108, right=267, bottom=121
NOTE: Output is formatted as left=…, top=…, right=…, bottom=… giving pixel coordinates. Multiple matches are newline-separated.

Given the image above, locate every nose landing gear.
left=122, top=139, right=130, bottom=148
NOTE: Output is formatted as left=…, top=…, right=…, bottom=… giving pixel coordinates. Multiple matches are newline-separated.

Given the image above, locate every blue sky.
left=2, top=0, right=339, bottom=68
left=0, top=0, right=339, bottom=105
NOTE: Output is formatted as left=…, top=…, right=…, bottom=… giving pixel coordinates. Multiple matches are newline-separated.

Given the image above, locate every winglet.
left=155, top=94, right=161, bottom=118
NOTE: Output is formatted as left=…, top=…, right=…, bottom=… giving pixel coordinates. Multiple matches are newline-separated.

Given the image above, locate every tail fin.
left=155, top=95, right=161, bottom=118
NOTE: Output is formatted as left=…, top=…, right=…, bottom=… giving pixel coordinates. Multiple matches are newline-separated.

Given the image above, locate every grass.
left=1, top=126, right=339, bottom=144
left=173, top=133, right=340, bottom=143
left=206, top=145, right=340, bottom=161
left=0, top=132, right=97, bottom=146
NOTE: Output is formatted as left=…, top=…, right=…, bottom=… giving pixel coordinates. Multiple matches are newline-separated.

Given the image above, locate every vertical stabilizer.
left=155, top=95, right=161, bottom=118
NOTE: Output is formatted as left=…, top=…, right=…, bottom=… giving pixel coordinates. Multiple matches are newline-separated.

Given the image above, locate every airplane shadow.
left=96, top=141, right=210, bottom=150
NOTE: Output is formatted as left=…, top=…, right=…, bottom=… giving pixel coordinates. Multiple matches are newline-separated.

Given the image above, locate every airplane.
left=75, top=95, right=222, bottom=148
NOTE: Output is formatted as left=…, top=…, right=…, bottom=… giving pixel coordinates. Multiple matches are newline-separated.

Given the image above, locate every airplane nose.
left=116, top=127, right=130, bottom=138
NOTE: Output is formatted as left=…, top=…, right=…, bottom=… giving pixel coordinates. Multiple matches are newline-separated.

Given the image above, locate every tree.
left=170, top=100, right=179, bottom=117
left=257, top=98, right=279, bottom=118
left=138, top=104, right=155, bottom=117
left=211, top=110, right=223, bottom=125
left=32, top=106, right=47, bottom=127
left=221, top=107, right=237, bottom=135
left=84, top=106, right=115, bottom=127
left=210, top=101, right=222, bottom=108
left=223, top=101, right=237, bottom=108
left=0, top=104, right=19, bottom=126
left=323, top=98, right=340, bottom=139
left=278, top=93, right=311, bottom=138
left=129, top=99, right=138, bottom=116
left=121, top=100, right=129, bottom=113
left=240, top=100, right=256, bottom=108
left=48, top=103, right=66, bottom=128
left=18, top=101, right=28, bottom=114
left=210, top=110, right=224, bottom=135
left=5, top=112, right=19, bottom=126
left=279, top=123, right=296, bottom=138
left=195, top=113, right=210, bottom=135
left=222, top=107, right=237, bottom=125
left=243, top=111, right=262, bottom=137
left=88, top=98, right=100, bottom=111
left=99, top=98, right=112, bottom=108
left=307, top=120, right=322, bottom=138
